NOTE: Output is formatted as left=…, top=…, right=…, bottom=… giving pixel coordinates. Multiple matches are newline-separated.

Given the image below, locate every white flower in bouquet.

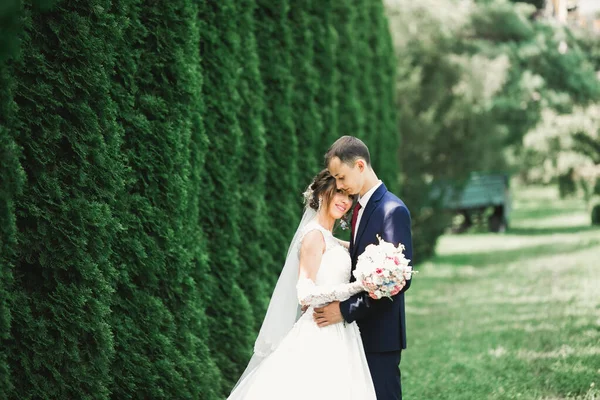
left=353, top=235, right=415, bottom=300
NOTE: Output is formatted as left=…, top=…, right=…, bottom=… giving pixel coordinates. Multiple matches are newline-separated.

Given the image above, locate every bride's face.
left=326, top=189, right=354, bottom=219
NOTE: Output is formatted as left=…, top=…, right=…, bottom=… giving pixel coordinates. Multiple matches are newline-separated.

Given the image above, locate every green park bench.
left=430, top=173, right=511, bottom=233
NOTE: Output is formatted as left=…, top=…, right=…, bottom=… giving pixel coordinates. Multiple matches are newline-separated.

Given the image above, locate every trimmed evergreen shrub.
left=198, top=0, right=255, bottom=394
left=0, top=62, right=23, bottom=399
left=331, top=1, right=365, bottom=139
left=109, top=1, right=221, bottom=398
left=308, top=0, right=340, bottom=154
left=235, top=0, right=274, bottom=331
left=289, top=0, right=323, bottom=184
left=369, top=1, right=400, bottom=194
left=254, top=0, right=301, bottom=267
left=6, top=2, right=121, bottom=397
left=0, top=0, right=21, bottom=62
left=354, top=0, right=377, bottom=149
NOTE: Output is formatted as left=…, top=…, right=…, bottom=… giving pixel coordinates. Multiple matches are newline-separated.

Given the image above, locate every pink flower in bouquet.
left=353, top=235, right=415, bottom=300
left=390, top=283, right=405, bottom=296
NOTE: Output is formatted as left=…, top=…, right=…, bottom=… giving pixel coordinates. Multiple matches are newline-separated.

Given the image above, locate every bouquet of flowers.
left=353, top=235, right=414, bottom=300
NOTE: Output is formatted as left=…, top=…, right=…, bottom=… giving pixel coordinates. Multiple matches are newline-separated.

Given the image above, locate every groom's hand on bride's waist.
left=313, top=302, right=344, bottom=327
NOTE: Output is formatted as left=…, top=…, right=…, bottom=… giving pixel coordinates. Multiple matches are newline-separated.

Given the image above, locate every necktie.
left=351, top=202, right=362, bottom=242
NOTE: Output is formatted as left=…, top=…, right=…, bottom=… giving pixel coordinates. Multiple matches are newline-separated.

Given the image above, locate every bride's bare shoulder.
left=300, top=229, right=326, bottom=254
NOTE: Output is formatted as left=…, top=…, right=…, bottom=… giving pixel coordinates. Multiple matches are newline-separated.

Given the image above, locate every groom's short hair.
left=325, top=136, right=371, bottom=167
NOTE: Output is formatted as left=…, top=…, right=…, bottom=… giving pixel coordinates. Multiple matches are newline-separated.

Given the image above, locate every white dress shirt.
left=353, top=180, right=383, bottom=242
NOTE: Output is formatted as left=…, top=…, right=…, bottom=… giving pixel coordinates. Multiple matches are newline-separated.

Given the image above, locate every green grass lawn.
left=404, top=186, right=600, bottom=400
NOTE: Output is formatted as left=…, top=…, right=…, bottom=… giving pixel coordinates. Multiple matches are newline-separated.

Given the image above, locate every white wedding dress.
left=227, top=221, right=376, bottom=400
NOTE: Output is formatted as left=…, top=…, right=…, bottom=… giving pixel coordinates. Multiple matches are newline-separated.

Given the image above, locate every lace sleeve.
left=296, top=278, right=364, bottom=307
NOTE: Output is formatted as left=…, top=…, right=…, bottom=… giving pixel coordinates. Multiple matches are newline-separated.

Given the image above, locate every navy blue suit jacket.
left=340, top=183, right=413, bottom=353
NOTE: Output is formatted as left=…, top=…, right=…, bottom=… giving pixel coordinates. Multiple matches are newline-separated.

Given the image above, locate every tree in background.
left=386, top=0, right=510, bottom=257
left=386, top=0, right=600, bottom=255
left=466, top=1, right=600, bottom=179
left=573, top=131, right=600, bottom=165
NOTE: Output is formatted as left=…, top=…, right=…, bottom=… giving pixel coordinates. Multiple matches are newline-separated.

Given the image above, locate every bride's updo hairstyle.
left=305, top=169, right=336, bottom=211
left=304, top=169, right=352, bottom=213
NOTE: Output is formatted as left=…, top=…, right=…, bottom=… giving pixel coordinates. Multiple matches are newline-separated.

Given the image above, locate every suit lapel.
left=351, top=183, right=388, bottom=258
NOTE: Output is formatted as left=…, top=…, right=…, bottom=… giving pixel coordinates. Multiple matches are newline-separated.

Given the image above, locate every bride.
left=227, top=169, right=376, bottom=400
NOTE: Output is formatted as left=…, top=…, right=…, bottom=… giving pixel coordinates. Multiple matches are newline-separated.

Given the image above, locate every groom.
left=313, top=136, right=413, bottom=400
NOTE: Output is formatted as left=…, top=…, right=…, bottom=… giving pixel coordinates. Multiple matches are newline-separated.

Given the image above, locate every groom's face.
left=327, top=156, right=365, bottom=196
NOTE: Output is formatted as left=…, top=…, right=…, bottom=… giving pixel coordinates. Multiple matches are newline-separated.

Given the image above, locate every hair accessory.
left=302, top=183, right=314, bottom=206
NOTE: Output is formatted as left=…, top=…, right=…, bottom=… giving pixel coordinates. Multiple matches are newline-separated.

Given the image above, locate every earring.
left=318, top=197, right=323, bottom=209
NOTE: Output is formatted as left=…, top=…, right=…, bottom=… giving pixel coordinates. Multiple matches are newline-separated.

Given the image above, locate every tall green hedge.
left=289, top=0, right=323, bottom=184
left=332, top=1, right=365, bottom=140
left=0, top=60, right=22, bottom=399
left=255, top=0, right=301, bottom=268
left=0, top=1, right=400, bottom=397
left=0, top=0, right=21, bottom=62
left=309, top=0, right=340, bottom=153
left=6, top=1, right=121, bottom=397
left=235, top=0, right=273, bottom=332
left=199, top=0, right=255, bottom=394
left=354, top=0, right=377, bottom=148
left=109, top=0, right=220, bottom=398
left=370, top=1, right=400, bottom=194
